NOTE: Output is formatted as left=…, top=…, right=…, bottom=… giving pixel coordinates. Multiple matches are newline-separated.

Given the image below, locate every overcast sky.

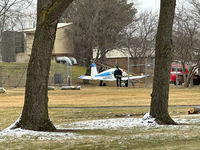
left=31, top=0, right=186, bottom=12
left=135, top=0, right=186, bottom=12
left=136, top=0, right=160, bottom=11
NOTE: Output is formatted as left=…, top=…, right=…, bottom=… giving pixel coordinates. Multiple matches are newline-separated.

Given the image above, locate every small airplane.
left=79, top=63, right=151, bottom=82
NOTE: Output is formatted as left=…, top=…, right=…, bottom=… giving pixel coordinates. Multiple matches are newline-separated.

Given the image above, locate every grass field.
left=0, top=62, right=86, bottom=87
left=1, top=86, right=200, bottom=108
left=0, top=87, right=200, bottom=149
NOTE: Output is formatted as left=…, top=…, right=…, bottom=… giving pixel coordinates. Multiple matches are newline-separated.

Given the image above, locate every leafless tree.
left=122, top=11, right=157, bottom=73
left=173, top=5, right=199, bottom=86
left=190, top=0, right=200, bottom=24
left=62, top=0, right=136, bottom=82
left=180, top=0, right=200, bottom=87
left=0, top=0, right=34, bottom=33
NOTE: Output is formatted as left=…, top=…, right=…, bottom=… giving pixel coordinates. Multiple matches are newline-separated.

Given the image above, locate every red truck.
left=170, top=64, right=188, bottom=85
left=170, top=64, right=200, bottom=85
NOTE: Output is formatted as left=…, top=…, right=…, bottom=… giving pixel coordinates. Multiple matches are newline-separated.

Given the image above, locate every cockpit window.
left=172, top=67, right=183, bottom=72
left=172, top=68, right=176, bottom=71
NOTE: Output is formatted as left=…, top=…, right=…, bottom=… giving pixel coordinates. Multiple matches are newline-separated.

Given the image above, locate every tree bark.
left=12, top=0, right=73, bottom=131
left=150, top=0, right=177, bottom=125
left=184, top=65, right=198, bottom=87
left=83, top=46, right=93, bottom=84
left=181, top=61, right=187, bottom=85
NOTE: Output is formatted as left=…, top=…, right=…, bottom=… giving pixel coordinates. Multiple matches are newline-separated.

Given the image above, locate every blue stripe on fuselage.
left=91, top=63, right=96, bottom=67
left=95, top=71, right=111, bottom=77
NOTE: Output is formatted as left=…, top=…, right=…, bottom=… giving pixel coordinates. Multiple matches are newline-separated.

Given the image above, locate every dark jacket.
left=114, top=68, right=122, bottom=78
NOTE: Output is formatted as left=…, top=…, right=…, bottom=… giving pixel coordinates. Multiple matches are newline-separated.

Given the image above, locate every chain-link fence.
left=0, top=63, right=70, bottom=87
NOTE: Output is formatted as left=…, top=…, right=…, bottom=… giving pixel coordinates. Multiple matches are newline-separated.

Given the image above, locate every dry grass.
left=0, top=86, right=200, bottom=108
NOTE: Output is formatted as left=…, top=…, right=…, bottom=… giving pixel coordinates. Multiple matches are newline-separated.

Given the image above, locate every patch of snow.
left=67, top=113, right=158, bottom=130
left=5, top=116, right=21, bottom=130
left=174, top=118, right=200, bottom=124
left=1, top=113, right=200, bottom=141
left=179, top=114, right=200, bottom=118
left=142, top=112, right=156, bottom=123
left=65, top=113, right=200, bottom=130
left=0, top=128, right=80, bottom=142
left=0, top=117, right=81, bottom=141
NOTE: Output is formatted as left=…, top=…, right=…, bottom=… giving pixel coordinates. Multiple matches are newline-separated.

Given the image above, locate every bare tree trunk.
left=83, top=47, right=93, bottom=84
left=181, top=61, right=187, bottom=85
left=19, top=22, right=58, bottom=131
left=150, top=0, right=177, bottom=125
left=12, top=0, right=73, bottom=131
left=184, top=65, right=197, bottom=87
left=83, top=60, right=91, bottom=84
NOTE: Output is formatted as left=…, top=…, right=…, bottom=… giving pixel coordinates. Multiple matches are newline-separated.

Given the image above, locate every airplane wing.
left=78, top=75, right=103, bottom=80
left=100, top=78, right=115, bottom=81
left=121, top=74, right=151, bottom=80
left=79, top=75, right=116, bottom=81
left=78, top=75, right=93, bottom=80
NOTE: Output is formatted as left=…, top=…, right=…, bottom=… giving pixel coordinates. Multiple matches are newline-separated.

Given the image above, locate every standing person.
left=114, top=66, right=122, bottom=87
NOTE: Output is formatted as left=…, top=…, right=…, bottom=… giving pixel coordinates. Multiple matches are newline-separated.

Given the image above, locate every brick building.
left=93, top=49, right=155, bottom=74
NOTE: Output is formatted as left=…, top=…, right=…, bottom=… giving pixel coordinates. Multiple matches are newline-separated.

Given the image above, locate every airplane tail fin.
left=91, top=63, right=98, bottom=77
